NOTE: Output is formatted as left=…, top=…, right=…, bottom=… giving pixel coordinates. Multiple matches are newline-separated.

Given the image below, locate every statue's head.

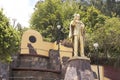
left=74, top=13, right=80, bottom=20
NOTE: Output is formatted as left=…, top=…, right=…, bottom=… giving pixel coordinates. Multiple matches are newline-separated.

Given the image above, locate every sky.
left=0, top=0, right=39, bottom=27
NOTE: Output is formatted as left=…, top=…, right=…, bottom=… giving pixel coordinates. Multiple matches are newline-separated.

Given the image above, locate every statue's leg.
left=80, top=36, right=85, bottom=57
left=74, top=35, right=78, bottom=56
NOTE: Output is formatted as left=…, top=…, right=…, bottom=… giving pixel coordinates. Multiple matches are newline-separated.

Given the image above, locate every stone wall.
left=18, top=55, right=49, bottom=69
left=104, top=66, right=120, bottom=80
left=61, top=56, right=70, bottom=79
left=0, top=62, right=9, bottom=80
left=10, top=49, right=62, bottom=80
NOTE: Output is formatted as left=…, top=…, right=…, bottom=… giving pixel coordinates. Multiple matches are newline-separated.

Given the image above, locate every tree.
left=97, top=18, right=120, bottom=56
left=87, top=17, right=120, bottom=66
left=83, top=6, right=107, bottom=30
left=90, top=0, right=120, bottom=17
left=30, top=0, right=79, bottom=42
left=0, top=9, right=20, bottom=62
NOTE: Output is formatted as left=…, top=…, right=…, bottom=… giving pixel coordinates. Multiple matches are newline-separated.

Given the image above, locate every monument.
left=64, top=13, right=95, bottom=80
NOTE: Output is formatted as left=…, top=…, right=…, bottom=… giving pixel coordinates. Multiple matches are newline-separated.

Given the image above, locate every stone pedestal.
left=64, top=57, right=95, bottom=80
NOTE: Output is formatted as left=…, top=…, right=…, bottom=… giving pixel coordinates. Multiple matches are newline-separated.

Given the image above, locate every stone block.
left=49, top=49, right=61, bottom=71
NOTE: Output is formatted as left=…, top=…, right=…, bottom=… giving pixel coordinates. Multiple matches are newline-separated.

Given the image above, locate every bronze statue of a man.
left=69, top=13, right=85, bottom=57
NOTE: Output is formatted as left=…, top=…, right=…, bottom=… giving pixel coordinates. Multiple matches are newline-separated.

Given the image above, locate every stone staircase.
left=9, top=50, right=62, bottom=80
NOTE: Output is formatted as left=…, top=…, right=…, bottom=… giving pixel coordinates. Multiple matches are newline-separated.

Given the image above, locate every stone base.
left=64, top=57, right=94, bottom=80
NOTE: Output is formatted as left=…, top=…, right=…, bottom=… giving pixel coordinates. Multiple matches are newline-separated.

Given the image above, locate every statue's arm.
left=69, top=21, right=74, bottom=38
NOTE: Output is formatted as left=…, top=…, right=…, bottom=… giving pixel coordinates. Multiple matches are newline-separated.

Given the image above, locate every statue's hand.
left=69, top=38, right=72, bottom=42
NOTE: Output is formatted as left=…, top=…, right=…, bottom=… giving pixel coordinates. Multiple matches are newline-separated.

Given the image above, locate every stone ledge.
left=20, top=54, right=49, bottom=58
left=12, top=67, right=61, bottom=74
left=69, top=56, right=90, bottom=61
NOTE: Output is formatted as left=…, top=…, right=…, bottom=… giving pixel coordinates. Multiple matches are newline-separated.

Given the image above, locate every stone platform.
left=64, top=57, right=95, bottom=80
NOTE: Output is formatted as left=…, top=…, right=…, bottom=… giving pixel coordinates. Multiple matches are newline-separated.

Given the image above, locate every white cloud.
left=0, top=0, right=38, bottom=27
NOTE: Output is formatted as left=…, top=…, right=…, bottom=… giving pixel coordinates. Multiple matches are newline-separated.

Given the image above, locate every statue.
left=64, top=14, right=94, bottom=80
left=69, top=13, right=85, bottom=57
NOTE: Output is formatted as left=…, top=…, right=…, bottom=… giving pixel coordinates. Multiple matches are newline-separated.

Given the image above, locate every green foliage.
left=94, top=18, right=120, bottom=56
left=82, top=6, right=107, bottom=31
left=30, top=0, right=61, bottom=41
left=0, top=9, right=20, bottom=62
left=87, top=17, right=120, bottom=66
left=90, top=0, right=120, bottom=17
left=30, top=0, right=79, bottom=42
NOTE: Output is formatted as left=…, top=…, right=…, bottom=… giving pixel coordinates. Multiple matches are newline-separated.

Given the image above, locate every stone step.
left=10, top=69, right=61, bottom=80
left=12, top=67, right=61, bottom=73
left=9, top=77, right=62, bottom=80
